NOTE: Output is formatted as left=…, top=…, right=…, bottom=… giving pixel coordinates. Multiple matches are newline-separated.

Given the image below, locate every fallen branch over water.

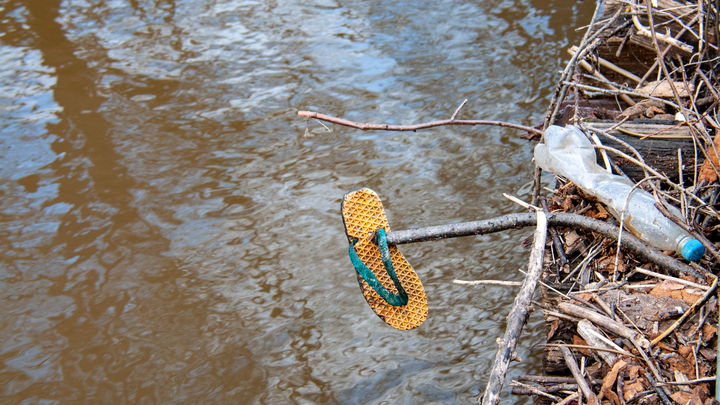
left=385, top=212, right=700, bottom=278
left=297, top=109, right=543, bottom=135
left=480, top=207, right=547, bottom=405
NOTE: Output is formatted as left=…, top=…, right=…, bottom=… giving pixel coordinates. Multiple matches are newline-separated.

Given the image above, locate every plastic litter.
left=534, top=125, right=704, bottom=261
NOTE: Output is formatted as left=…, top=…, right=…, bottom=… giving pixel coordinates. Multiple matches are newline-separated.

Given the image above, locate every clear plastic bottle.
left=534, top=125, right=704, bottom=261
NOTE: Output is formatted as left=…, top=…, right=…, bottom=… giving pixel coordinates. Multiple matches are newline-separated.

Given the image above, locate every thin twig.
left=297, top=111, right=542, bottom=134
left=560, top=346, right=599, bottom=405
left=554, top=392, right=579, bottom=405
left=510, top=380, right=563, bottom=402
left=536, top=343, right=634, bottom=357
left=641, top=368, right=673, bottom=405
left=453, top=280, right=523, bottom=286
left=656, top=376, right=717, bottom=386
left=561, top=81, right=680, bottom=108
left=634, top=267, right=710, bottom=290
left=450, top=99, right=468, bottom=121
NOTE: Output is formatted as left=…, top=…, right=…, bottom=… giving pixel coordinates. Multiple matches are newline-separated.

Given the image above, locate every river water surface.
left=1, top=0, right=594, bottom=403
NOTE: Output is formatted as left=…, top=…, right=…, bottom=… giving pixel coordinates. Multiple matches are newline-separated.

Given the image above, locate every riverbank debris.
left=516, top=1, right=720, bottom=404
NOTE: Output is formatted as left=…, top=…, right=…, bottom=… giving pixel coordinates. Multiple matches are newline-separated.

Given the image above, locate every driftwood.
left=480, top=209, right=547, bottom=405
left=558, top=302, right=652, bottom=350
left=518, top=374, right=596, bottom=384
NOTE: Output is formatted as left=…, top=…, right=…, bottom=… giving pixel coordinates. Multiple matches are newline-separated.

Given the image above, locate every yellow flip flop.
left=341, top=188, right=428, bottom=330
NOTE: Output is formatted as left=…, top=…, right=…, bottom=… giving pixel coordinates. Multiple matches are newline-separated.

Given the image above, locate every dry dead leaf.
left=691, top=385, right=709, bottom=405
left=701, top=324, right=717, bottom=343
left=699, top=131, right=720, bottom=184
left=678, top=345, right=693, bottom=358
left=547, top=319, right=560, bottom=341
left=672, top=390, right=694, bottom=405
left=699, top=348, right=717, bottom=361
left=623, top=379, right=645, bottom=402
left=574, top=292, right=593, bottom=302
left=595, top=203, right=609, bottom=219
left=650, top=280, right=703, bottom=305
left=573, top=334, right=592, bottom=356
left=663, top=348, right=695, bottom=377
left=598, top=360, right=626, bottom=405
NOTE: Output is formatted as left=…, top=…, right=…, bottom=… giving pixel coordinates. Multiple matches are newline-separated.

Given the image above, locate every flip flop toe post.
left=341, top=188, right=428, bottom=330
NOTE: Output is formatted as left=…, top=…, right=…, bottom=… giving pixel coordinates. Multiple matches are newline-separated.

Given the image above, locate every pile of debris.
left=513, top=182, right=718, bottom=405
left=518, top=1, right=720, bottom=404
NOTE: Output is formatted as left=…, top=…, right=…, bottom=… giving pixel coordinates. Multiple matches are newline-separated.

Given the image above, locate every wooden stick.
left=641, top=368, right=674, bottom=405
left=480, top=209, right=547, bottom=405
left=657, top=376, right=717, bottom=386
left=450, top=99, right=468, bottom=121
left=518, top=375, right=596, bottom=385
left=539, top=197, right=569, bottom=269
left=543, top=309, right=584, bottom=323
left=560, top=81, right=680, bottom=108
left=570, top=49, right=636, bottom=106
left=536, top=343, right=633, bottom=357
left=631, top=13, right=694, bottom=53
left=558, top=302, right=652, bottom=350
left=634, top=267, right=710, bottom=290
left=560, top=346, right=599, bottom=405
left=569, top=45, right=642, bottom=83
left=297, top=111, right=543, bottom=135
left=510, top=380, right=562, bottom=402
left=512, top=382, right=579, bottom=395
left=453, top=280, right=523, bottom=286
left=384, top=212, right=700, bottom=278
left=576, top=320, right=623, bottom=365
left=554, top=392, right=579, bottom=405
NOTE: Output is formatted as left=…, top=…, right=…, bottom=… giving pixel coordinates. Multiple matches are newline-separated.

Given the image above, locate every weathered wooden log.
left=542, top=347, right=570, bottom=375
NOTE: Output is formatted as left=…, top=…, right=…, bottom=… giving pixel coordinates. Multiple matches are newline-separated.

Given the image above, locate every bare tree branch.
left=297, top=110, right=542, bottom=135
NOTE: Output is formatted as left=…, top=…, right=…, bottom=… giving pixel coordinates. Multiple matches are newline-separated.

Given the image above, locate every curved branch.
left=297, top=110, right=543, bottom=135
left=385, top=212, right=700, bottom=278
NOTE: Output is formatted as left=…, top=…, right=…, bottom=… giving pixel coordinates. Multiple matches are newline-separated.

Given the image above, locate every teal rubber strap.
left=348, top=228, right=409, bottom=306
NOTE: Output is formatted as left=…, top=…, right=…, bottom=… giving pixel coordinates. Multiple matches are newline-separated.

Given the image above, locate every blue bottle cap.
left=681, top=239, right=705, bottom=262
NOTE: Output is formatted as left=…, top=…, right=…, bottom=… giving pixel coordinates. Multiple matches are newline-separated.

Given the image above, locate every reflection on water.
left=0, top=0, right=593, bottom=403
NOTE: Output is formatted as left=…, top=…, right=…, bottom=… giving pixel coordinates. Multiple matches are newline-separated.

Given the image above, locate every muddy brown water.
left=1, top=0, right=595, bottom=403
